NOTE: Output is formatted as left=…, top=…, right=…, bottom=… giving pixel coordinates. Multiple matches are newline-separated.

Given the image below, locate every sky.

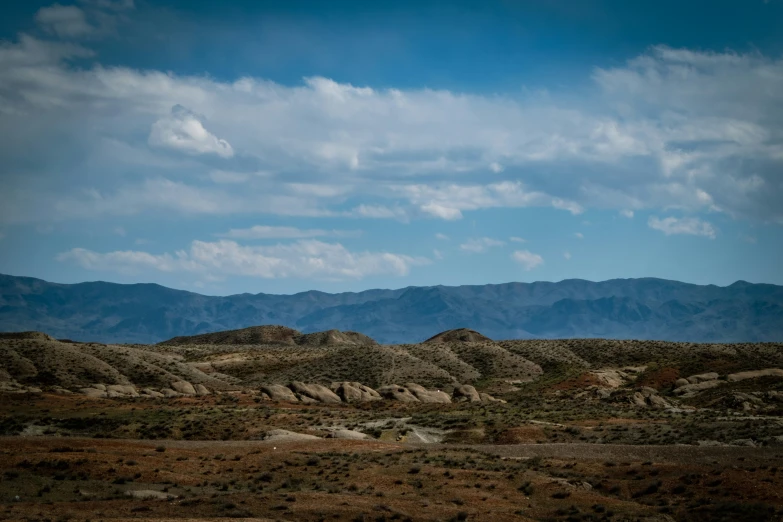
left=0, top=0, right=782, bottom=295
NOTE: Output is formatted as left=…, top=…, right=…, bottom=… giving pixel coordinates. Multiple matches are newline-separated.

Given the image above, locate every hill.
left=1, top=273, right=782, bottom=343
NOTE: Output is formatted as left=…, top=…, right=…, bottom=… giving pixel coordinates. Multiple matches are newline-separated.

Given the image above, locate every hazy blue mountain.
left=1, top=273, right=782, bottom=344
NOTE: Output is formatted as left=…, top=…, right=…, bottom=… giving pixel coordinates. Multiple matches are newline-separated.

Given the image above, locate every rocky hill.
left=2, top=273, right=783, bottom=344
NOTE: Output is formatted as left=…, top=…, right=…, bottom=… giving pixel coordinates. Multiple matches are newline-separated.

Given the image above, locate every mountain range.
left=1, top=273, right=782, bottom=344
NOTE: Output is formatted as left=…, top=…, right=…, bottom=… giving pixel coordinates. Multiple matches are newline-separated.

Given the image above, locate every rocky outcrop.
left=263, top=429, right=320, bottom=442
left=686, top=372, right=719, bottom=384
left=405, top=383, right=451, bottom=403
left=378, top=385, right=420, bottom=402
left=327, top=429, right=372, bottom=440
left=194, top=384, right=210, bottom=396
left=287, top=382, right=342, bottom=403
left=106, top=384, right=138, bottom=397
left=673, top=380, right=721, bottom=396
left=452, top=384, right=482, bottom=403
left=330, top=382, right=381, bottom=402
left=171, top=381, right=197, bottom=395
left=261, top=384, right=299, bottom=402
left=727, top=369, right=783, bottom=382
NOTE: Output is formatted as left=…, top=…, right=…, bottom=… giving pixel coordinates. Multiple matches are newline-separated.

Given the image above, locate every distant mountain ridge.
left=1, top=273, right=782, bottom=344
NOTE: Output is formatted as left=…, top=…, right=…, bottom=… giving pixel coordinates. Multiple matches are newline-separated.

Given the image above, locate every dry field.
left=1, top=327, right=783, bottom=521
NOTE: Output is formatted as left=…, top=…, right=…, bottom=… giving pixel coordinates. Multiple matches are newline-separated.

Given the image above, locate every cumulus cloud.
left=648, top=216, right=717, bottom=238
left=1, top=32, right=783, bottom=225
left=564, top=251, right=572, bottom=260
left=509, top=236, right=526, bottom=243
left=35, top=4, right=95, bottom=38
left=398, top=182, right=582, bottom=221
left=459, top=237, right=505, bottom=253
left=620, top=209, right=634, bottom=218
left=149, top=105, right=234, bottom=158
left=58, top=239, right=429, bottom=280
left=511, top=250, right=544, bottom=271
left=435, top=233, right=449, bottom=240
left=219, top=225, right=360, bottom=239
left=574, top=232, right=584, bottom=239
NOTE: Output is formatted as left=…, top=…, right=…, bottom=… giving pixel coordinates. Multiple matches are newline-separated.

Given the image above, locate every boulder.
left=479, top=392, right=506, bottom=404
left=727, top=369, right=783, bottom=382
left=106, top=384, right=138, bottom=397
left=405, top=383, right=451, bottom=403
left=378, top=385, right=420, bottom=402
left=686, top=372, right=719, bottom=384
left=327, top=429, right=372, bottom=440
left=330, top=382, right=381, bottom=402
left=639, top=387, right=658, bottom=398
left=287, top=382, right=342, bottom=403
left=161, top=388, right=180, bottom=398
left=452, top=384, right=482, bottom=403
left=673, top=380, right=721, bottom=395
left=260, top=384, right=299, bottom=402
left=80, top=388, right=107, bottom=398
left=171, top=381, right=197, bottom=395
left=141, top=389, right=164, bottom=398
left=647, top=394, right=671, bottom=408
left=92, top=384, right=107, bottom=391
left=631, top=392, right=648, bottom=408
left=674, top=378, right=690, bottom=388
left=194, top=384, right=210, bottom=396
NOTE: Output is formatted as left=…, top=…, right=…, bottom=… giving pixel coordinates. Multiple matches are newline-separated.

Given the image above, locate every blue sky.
left=1, top=0, right=782, bottom=295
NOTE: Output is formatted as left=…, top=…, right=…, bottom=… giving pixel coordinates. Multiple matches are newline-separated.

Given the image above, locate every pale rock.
left=378, top=385, right=420, bottom=402
left=405, top=383, right=452, bottom=403
left=452, top=384, right=482, bottom=403
left=727, top=369, right=783, bottom=382
left=260, top=384, right=299, bottom=402
left=171, top=381, right=196, bottom=395
left=686, top=372, right=719, bottom=384
left=288, top=382, right=342, bottom=403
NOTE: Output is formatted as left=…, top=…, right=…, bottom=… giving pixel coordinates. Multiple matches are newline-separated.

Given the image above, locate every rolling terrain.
left=1, top=324, right=783, bottom=521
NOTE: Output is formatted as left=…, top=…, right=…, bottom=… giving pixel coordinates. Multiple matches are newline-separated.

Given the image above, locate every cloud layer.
left=58, top=240, right=429, bottom=280
left=2, top=33, right=782, bottom=225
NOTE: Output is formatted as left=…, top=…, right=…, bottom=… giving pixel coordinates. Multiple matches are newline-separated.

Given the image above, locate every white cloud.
left=564, top=251, right=572, bottom=260
left=58, top=239, right=429, bottom=280
left=149, top=105, right=234, bottom=158
left=1, top=34, right=783, bottom=225
left=511, top=250, right=544, bottom=271
left=459, top=237, right=505, bottom=253
left=648, top=216, right=717, bottom=239
left=219, top=225, right=360, bottom=239
left=399, top=182, right=582, bottom=221
left=620, top=209, right=634, bottom=218
left=435, top=233, right=449, bottom=241
left=741, top=234, right=757, bottom=244
left=509, top=236, right=526, bottom=243
left=574, top=232, right=584, bottom=239
left=433, top=248, right=443, bottom=260
left=113, top=226, right=126, bottom=236
left=421, top=202, right=463, bottom=220
left=35, top=4, right=95, bottom=38
left=209, top=170, right=250, bottom=184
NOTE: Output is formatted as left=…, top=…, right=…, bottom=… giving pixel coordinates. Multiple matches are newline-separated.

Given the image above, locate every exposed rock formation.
left=727, top=369, right=783, bottom=382
left=405, top=383, right=451, bottom=403
left=260, top=384, right=299, bottom=402
left=378, top=385, right=420, bottom=402
left=330, top=381, right=381, bottom=402
left=287, top=381, right=342, bottom=403
left=452, top=384, right=482, bottom=403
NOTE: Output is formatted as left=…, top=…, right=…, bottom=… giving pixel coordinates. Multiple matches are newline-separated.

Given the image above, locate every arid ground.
left=1, top=327, right=783, bottom=521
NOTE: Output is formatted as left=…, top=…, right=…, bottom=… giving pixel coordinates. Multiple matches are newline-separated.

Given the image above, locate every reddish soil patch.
left=495, top=425, right=547, bottom=444
left=636, top=366, right=681, bottom=390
